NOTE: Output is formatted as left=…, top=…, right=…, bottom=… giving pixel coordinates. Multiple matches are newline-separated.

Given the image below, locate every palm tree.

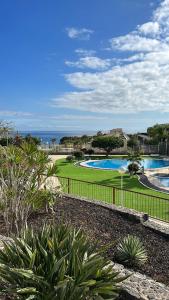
left=127, top=150, right=142, bottom=176
left=0, top=121, right=13, bottom=146
left=127, top=149, right=142, bottom=165
left=51, top=138, right=57, bottom=148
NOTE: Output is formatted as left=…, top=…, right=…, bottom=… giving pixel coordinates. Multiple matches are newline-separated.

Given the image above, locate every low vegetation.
left=0, top=142, right=58, bottom=235
left=127, top=150, right=142, bottom=176
left=60, top=134, right=92, bottom=147
left=128, top=162, right=140, bottom=176
left=115, top=235, right=148, bottom=267
left=66, top=154, right=75, bottom=162
left=73, top=150, right=84, bottom=160
left=0, top=224, right=124, bottom=300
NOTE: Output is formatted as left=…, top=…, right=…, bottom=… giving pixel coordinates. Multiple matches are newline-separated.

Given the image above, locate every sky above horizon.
left=1, top=0, right=169, bottom=133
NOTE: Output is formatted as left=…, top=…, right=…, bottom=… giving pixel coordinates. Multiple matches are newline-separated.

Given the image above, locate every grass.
left=55, top=158, right=169, bottom=222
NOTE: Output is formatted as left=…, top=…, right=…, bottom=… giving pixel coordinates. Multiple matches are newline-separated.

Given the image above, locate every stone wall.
left=116, top=262, right=169, bottom=300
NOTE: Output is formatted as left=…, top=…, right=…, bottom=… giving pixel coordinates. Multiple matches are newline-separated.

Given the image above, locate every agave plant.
left=0, top=224, right=125, bottom=299
left=115, top=235, right=148, bottom=267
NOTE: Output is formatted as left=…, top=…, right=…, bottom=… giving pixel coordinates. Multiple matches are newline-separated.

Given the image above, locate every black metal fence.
left=57, top=176, right=169, bottom=223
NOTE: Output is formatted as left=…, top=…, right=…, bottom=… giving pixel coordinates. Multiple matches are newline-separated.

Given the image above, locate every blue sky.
left=1, top=0, right=169, bottom=133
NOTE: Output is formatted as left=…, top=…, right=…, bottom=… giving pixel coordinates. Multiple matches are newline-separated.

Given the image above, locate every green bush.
left=86, top=149, right=95, bottom=155
left=73, top=150, right=84, bottom=160
left=0, top=224, right=125, bottom=299
left=24, top=134, right=41, bottom=145
left=115, top=235, right=148, bottom=267
left=0, top=137, right=14, bottom=146
left=66, top=155, right=75, bottom=162
left=128, top=162, right=140, bottom=176
left=0, top=143, right=58, bottom=235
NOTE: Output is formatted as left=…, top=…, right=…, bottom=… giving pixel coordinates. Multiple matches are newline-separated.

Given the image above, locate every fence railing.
left=57, top=176, right=169, bottom=223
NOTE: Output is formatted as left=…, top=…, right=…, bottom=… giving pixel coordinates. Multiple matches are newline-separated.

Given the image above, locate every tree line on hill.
left=0, top=121, right=41, bottom=146
left=128, top=124, right=169, bottom=148
left=1, top=120, right=169, bottom=152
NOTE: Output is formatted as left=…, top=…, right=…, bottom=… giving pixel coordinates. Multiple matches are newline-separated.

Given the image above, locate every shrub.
left=86, top=148, right=95, bottom=155
left=66, top=155, right=75, bottom=162
left=128, top=162, right=140, bottom=176
left=0, top=143, right=58, bottom=235
left=73, top=150, right=84, bottom=160
left=24, top=134, right=41, bottom=145
left=0, top=224, right=125, bottom=299
left=115, top=235, right=148, bottom=267
left=0, top=137, right=14, bottom=146
left=81, top=147, right=87, bottom=153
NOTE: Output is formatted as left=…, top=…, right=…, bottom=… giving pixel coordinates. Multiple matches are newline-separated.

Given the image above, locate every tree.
left=0, top=120, right=13, bottom=146
left=92, top=136, right=124, bottom=156
left=60, top=135, right=92, bottom=147
left=127, top=150, right=142, bottom=176
left=127, top=135, right=139, bottom=149
left=85, top=148, right=94, bottom=155
left=73, top=150, right=84, bottom=160
left=96, top=130, right=103, bottom=136
left=127, top=149, right=142, bottom=165
left=0, top=137, right=13, bottom=146
left=128, top=162, right=140, bottom=176
left=0, top=142, right=58, bottom=235
left=13, top=134, right=23, bottom=146
left=147, top=123, right=169, bottom=143
left=25, top=134, right=41, bottom=146
left=51, top=137, right=57, bottom=146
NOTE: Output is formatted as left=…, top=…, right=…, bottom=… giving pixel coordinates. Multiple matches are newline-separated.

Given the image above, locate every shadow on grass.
left=94, top=175, right=152, bottom=192
left=56, top=161, right=68, bottom=166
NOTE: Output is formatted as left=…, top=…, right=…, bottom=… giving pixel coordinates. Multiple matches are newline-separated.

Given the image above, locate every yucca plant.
left=0, top=224, right=125, bottom=299
left=0, top=143, right=59, bottom=235
left=115, top=235, right=148, bottom=267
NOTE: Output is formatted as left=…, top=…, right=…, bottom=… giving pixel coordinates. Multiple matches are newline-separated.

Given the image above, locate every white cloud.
left=65, top=56, right=111, bottom=70
left=66, top=27, right=94, bottom=40
left=138, top=22, right=160, bottom=35
left=109, top=0, right=169, bottom=53
left=53, top=1, right=169, bottom=115
left=53, top=55, right=169, bottom=114
left=48, top=114, right=108, bottom=121
left=110, top=34, right=167, bottom=52
left=75, top=48, right=96, bottom=56
left=0, top=111, right=33, bottom=117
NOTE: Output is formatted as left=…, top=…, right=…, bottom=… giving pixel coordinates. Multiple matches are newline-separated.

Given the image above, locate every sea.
left=19, top=131, right=95, bottom=144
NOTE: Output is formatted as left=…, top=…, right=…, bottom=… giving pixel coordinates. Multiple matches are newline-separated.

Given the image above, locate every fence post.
left=68, top=178, right=70, bottom=194
left=112, top=187, right=115, bottom=205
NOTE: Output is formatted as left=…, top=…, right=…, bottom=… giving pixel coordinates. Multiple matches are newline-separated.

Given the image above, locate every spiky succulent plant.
left=0, top=224, right=125, bottom=299
left=115, top=235, right=148, bottom=267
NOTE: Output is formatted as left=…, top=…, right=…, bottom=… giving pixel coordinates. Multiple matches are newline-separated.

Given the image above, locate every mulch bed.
left=0, top=196, right=169, bottom=286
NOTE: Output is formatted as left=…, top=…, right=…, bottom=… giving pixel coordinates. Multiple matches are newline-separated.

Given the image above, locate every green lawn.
left=55, top=158, right=169, bottom=222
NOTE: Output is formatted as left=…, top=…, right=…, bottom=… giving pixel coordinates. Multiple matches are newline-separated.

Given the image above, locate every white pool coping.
left=80, top=158, right=169, bottom=171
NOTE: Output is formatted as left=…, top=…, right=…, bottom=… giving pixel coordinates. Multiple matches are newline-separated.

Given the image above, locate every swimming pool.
left=80, top=158, right=169, bottom=170
left=154, top=176, right=169, bottom=187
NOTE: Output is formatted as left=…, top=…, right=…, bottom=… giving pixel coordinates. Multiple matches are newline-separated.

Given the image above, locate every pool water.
left=155, top=176, right=169, bottom=187
left=81, top=158, right=169, bottom=170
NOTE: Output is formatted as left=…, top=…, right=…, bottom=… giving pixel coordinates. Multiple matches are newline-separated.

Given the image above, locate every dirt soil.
left=27, top=196, right=169, bottom=286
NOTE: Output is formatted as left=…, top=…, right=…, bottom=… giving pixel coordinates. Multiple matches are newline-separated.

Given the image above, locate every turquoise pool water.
left=81, top=158, right=169, bottom=170
left=155, top=176, right=169, bottom=187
